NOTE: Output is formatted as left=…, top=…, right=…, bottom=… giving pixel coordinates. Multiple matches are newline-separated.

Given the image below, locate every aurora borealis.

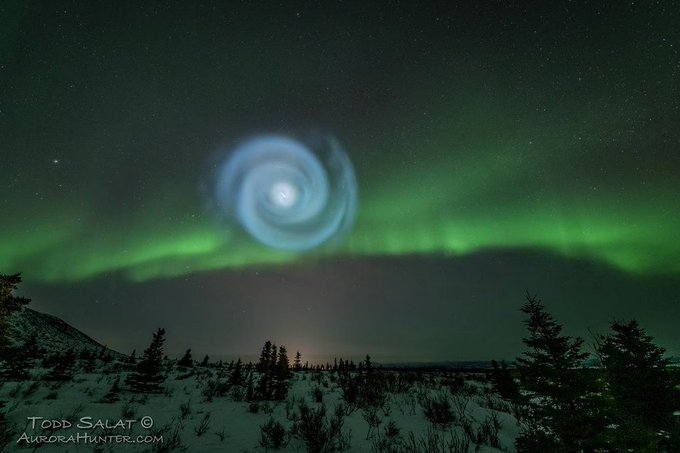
left=1, top=2, right=679, bottom=359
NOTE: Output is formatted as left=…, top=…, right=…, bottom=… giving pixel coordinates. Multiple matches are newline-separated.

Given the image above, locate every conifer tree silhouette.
left=257, top=341, right=273, bottom=373
left=0, top=273, right=30, bottom=354
left=178, top=349, right=194, bottom=368
left=46, top=348, right=76, bottom=381
left=255, top=341, right=292, bottom=400
left=273, top=346, right=291, bottom=400
left=515, top=292, right=605, bottom=452
left=597, top=320, right=680, bottom=450
left=126, top=328, right=167, bottom=393
left=490, top=360, right=520, bottom=401
left=230, top=358, right=244, bottom=386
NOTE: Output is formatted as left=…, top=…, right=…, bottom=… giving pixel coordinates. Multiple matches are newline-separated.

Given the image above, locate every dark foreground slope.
left=7, top=307, right=123, bottom=359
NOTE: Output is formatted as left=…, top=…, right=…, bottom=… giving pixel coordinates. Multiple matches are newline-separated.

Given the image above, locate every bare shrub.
left=422, top=393, right=455, bottom=428
left=362, top=407, right=382, bottom=439
left=194, top=412, right=210, bottom=437
left=260, top=418, right=287, bottom=449
left=292, top=401, right=351, bottom=452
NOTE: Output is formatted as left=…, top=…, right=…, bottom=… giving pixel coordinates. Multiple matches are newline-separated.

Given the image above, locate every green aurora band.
left=3, top=120, right=678, bottom=283
left=2, top=3, right=678, bottom=284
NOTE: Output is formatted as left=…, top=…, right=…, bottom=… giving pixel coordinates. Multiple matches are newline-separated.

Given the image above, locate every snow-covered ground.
left=0, top=366, right=520, bottom=452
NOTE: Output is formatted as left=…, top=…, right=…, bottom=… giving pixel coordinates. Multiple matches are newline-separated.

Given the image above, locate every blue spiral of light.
left=212, top=134, right=358, bottom=251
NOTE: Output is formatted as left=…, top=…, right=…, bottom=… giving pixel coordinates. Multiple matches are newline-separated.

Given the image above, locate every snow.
left=1, top=367, right=520, bottom=452
left=1, top=308, right=520, bottom=451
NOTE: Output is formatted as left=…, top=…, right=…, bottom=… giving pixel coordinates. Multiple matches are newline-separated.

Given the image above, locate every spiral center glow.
left=270, top=181, right=298, bottom=208
left=212, top=134, right=358, bottom=251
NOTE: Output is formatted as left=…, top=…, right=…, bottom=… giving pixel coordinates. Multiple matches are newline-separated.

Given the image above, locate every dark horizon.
left=19, top=248, right=680, bottom=362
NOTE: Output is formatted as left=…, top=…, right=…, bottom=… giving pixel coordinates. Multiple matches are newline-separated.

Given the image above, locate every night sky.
left=1, top=2, right=679, bottom=361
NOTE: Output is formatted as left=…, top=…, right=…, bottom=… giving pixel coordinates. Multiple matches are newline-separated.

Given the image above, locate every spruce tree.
left=2, top=334, right=40, bottom=380
left=0, top=273, right=30, bottom=353
left=364, top=355, right=372, bottom=373
left=178, top=349, right=193, bottom=368
left=98, top=348, right=112, bottom=364
left=490, top=360, right=520, bottom=401
left=246, top=373, right=255, bottom=401
left=125, top=349, right=137, bottom=371
left=256, top=341, right=275, bottom=399
left=46, top=348, right=76, bottom=381
left=257, top=341, right=273, bottom=373
left=597, top=320, right=680, bottom=450
left=82, top=350, right=97, bottom=373
left=270, top=343, right=278, bottom=370
left=126, top=328, right=167, bottom=393
left=3, top=347, right=31, bottom=380
left=22, top=335, right=41, bottom=361
left=294, top=351, right=302, bottom=371
left=230, top=358, right=244, bottom=386
left=101, top=376, right=121, bottom=403
left=254, top=341, right=293, bottom=401
left=515, top=292, right=605, bottom=452
left=273, top=346, right=291, bottom=400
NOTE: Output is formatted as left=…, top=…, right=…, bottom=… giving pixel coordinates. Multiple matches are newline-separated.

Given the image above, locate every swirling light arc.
left=212, top=134, right=358, bottom=251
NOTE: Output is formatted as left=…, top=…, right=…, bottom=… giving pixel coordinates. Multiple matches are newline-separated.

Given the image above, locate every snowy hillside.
left=7, top=308, right=124, bottom=359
